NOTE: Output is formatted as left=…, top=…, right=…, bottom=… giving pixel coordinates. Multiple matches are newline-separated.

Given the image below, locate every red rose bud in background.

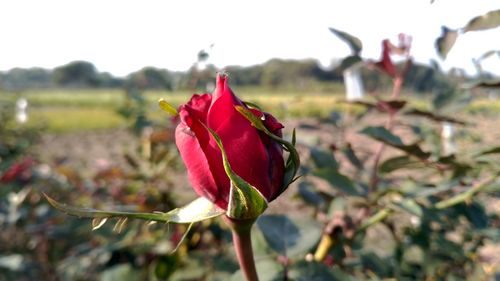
left=0, top=157, right=34, bottom=183
left=375, top=39, right=397, bottom=77
left=175, top=74, right=285, bottom=210
left=375, top=34, right=412, bottom=78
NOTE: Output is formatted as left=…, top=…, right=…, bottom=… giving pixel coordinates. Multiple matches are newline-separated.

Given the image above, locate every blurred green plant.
left=290, top=23, right=500, bottom=280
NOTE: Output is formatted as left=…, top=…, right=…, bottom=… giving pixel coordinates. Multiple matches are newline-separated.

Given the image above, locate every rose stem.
left=224, top=216, right=260, bottom=281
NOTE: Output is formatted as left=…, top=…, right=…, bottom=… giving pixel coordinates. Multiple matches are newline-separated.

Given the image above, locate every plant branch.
left=435, top=173, right=499, bottom=209
left=357, top=208, right=393, bottom=233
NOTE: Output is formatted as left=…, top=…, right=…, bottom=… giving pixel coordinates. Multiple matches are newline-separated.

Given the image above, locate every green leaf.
left=329, top=27, right=363, bottom=55
left=342, top=143, right=364, bottom=170
left=398, top=144, right=432, bottom=160
left=435, top=26, right=458, bottom=59
left=290, top=219, right=323, bottom=257
left=463, top=9, right=500, bottom=32
left=360, top=126, right=403, bottom=146
left=310, top=147, right=338, bottom=170
left=256, top=215, right=300, bottom=256
left=379, top=155, right=425, bottom=174
left=203, top=124, right=267, bottom=219
left=158, top=98, right=178, bottom=116
left=391, top=199, right=423, bottom=217
left=243, top=100, right=263, bottom=111
left=339, top=55, right=363, bottom=71
left=235, top=105, right=300, bottom=193
left=256, top=215, right=321, bottom=258
left=298, top=182, right=325, bottom=206
left=288, top=261, right=338, bottom=281
left=478, top=228, right=500, bottom=242
left=154, top=255, right=179, bottom=280
left=360, top=126, right=431, bottom=159
left=436, top=155, right=473, bottom=177
left=330, top=266, right=360, bottom=281
left=44, top=194, right=224, bottom=223
left=432, top=234, right=465, bottom=260
left=376, top=100, right=407, bottom=113
left=463, top=201, right=488, bottom=229
left=313, top=168, right=361, bottom=196
left=467, top=79, right=500, bottom=89
left=474, top=146, right=500, bottom=156
left=403, top=108, right=466, bottom=125
left=347, top=100, right=376, bottom=110
left=361, top=252, right=390, bottom=277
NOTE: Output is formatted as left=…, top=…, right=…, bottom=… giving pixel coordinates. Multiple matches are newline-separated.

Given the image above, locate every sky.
left=0, top=0, right=499, bottom=77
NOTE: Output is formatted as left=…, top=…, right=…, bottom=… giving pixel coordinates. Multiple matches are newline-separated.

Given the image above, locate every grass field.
left=3, top=88, right=499, bottom=133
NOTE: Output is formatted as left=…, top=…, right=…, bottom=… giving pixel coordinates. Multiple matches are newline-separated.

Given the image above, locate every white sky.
left=0, top=0, right=499, bottom=77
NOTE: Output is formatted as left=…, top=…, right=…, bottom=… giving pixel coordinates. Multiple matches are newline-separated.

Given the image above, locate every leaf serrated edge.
left=43, top=193, right=224, bottom=224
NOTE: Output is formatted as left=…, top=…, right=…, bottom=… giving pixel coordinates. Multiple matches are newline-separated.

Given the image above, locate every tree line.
left=0, top=59, right=454, bottom=93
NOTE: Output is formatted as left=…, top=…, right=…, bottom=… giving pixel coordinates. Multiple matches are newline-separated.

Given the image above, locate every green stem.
left=357, top=208, right=392, bottom=233
left=224, top=216, right=259, bottom=281
left=435, top=173, right=498, bottom=209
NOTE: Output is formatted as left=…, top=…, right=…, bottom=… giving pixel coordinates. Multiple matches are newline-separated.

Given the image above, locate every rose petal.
left=208, top=115, right=276, bottom=201
left=175, top=122, right=226, bottom=208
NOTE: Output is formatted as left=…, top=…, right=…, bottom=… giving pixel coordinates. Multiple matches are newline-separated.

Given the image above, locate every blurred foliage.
left=436, top=9, right=500, bottom=59
left=125, top=67, right=178, bottom=91
left=117, top=86, right=152, bottom=135
left=53, top=61, right=110, bottom=88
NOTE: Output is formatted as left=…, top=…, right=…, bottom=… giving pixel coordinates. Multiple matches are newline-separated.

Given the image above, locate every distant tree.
left=180, top=64, right=217, bottom=91
left=403, top=62, right=452, bottom=93
left=126, top=67, right=174, bottom=90
left=260, top=58, right=340, bottom=89
left=98, top=72, right=125, bottom=88
left=52, top=61, right=101, bottom=87
left=0, top=67, right=52, bottom=90
left=224, top=65, right=263, bottom=86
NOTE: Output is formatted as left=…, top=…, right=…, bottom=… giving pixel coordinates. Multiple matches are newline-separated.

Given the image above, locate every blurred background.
left=0, top=0, right=499, bottom=280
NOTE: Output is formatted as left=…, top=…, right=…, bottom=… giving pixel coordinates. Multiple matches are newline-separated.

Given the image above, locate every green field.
left=3, top=89, right=499, bottom=133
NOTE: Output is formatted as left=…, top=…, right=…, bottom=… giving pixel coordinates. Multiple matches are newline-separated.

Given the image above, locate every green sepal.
left=235, top=105, right=300, bottom=194
left=158, top=98, right=178, bottom=116
left=44, top=194, right=224, bottom=223
left=243, top=101, right=263, bottom=111
left=203, top=125, right=268, bottom=219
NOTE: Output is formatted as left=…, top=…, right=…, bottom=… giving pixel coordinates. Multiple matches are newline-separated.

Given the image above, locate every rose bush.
left=175, top=74, right=286, bottom=210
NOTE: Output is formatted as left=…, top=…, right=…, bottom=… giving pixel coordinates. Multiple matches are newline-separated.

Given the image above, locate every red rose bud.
left=0, top=157, right=34, bottom=183
left=375, top=35, right=412, bottom=78
left=175, top=74, right=285, bottom=210
left=375, top=39, right=397, bottom=77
